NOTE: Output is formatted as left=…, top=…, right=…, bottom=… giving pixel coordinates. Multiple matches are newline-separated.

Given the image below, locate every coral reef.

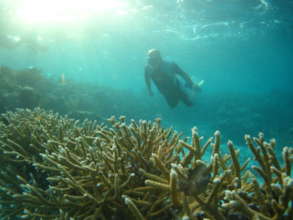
left=0, top=66, right=147, bottom=122
left=1, top=65, right=293, bottom=147
left=0, top=66, right=47, bottom=112
left=0, top=108, right=292, bottom=219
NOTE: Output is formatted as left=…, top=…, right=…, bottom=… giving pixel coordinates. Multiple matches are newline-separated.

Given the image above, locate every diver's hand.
left=192, top=80, right=205, bottom=92
left=198, top=80, right=204, bottom=87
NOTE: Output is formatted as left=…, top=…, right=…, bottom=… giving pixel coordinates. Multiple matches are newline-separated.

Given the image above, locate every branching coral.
left=0, top=108, right=292, bottom=219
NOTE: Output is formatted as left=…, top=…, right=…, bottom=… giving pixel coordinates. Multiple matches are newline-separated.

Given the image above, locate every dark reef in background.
left=0, top=65, right=292, bottom=147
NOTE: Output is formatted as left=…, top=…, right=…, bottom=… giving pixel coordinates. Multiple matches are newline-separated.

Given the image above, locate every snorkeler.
left=144, top=49, right=203, bottom=108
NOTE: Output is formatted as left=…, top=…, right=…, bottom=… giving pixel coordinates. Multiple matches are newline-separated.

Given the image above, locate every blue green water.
left=0, top=0, right=292, bottom=148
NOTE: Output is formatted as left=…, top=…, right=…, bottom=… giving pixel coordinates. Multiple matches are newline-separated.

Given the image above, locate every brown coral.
left=0, top=108, right=292, bottom=220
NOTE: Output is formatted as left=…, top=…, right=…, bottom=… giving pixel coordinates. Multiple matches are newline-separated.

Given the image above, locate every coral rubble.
left=0, top=108, right=292, bottom=219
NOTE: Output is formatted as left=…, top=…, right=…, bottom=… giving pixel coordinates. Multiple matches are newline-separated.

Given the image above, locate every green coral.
left=0, top=108, right=292, bottom=220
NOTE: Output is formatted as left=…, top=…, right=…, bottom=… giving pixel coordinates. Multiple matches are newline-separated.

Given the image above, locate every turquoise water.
left=0, top=0, right=292, bottom=146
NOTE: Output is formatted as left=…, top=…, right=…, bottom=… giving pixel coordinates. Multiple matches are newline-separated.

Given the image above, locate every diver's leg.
left=176, top=78, right=193, bottom=107
left=180, top=90, right=193, bottom=107
left=159, top=90, right=179, bottom=108
left=164, top=94, right=179, bottom=108
left=158, top=86, right=180, bottom=108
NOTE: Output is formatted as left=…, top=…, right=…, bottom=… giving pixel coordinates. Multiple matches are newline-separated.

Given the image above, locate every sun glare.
left=16, top=0, right=129, bottom=25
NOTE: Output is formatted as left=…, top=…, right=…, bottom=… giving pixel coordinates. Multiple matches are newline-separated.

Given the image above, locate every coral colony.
left=0, top=108, right=292, bottom=219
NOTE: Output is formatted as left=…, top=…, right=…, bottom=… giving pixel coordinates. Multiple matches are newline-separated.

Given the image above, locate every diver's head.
left=147, top=49, right=162, bottom=68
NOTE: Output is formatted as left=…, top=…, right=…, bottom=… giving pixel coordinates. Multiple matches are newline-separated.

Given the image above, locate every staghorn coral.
left=0, top=108, right=292, bottom=220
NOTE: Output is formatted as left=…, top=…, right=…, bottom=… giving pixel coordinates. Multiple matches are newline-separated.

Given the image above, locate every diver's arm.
left=173, top=63, right=194, bottom=88
left=144, top=66, right=153, bottom=96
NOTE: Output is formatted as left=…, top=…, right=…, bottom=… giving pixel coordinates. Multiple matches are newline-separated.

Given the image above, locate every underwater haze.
left=0, top=0, right=293, bottom=147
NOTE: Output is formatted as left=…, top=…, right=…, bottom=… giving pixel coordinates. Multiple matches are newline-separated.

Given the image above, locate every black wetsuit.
left=145, top=61, right=193, bottom=108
